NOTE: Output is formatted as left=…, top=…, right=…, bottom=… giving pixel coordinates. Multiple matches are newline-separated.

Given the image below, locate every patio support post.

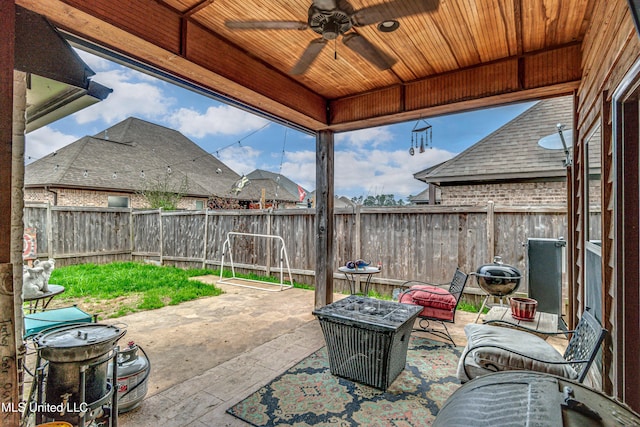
left=315, top=130, right=334, bottom=308
left=12, top=70, right=27, bottom=398
left=0, top=1, right=14, bottom=262
left=0, top=2, right=20, bottom=426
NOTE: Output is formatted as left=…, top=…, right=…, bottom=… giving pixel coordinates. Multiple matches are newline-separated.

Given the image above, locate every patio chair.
left=398, top=268, right=469, bottom=345
left=457, top=308, right=607, bottom=383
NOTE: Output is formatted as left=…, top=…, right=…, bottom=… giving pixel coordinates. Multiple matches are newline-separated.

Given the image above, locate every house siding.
left=575, top=0, right=640, bottom=403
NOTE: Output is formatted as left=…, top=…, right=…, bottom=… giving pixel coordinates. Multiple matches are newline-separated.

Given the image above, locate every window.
left=195, top=200, right=204, bottom=210
left=585, top=126, right=602, bottom=244
left=108, top=196, right=129, bottom=208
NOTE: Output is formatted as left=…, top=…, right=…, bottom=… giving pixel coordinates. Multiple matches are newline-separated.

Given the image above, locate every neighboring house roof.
left=25, top=117, right=263, bottom=200
left=414, top=96, right=574, bottom=185
left=408, top=188, right=429, bottom=203
left=247, top=169, right=310, bottom=203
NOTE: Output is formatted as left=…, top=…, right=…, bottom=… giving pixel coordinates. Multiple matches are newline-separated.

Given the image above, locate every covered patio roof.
left=14, top=0, right=587, bottom=133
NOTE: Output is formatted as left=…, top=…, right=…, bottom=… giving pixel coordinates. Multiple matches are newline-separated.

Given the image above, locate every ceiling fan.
left=225, top=0, right=439, bottom=75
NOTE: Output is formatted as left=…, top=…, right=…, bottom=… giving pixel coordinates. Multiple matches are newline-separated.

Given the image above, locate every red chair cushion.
left=400, top=285, right=457, bottom=310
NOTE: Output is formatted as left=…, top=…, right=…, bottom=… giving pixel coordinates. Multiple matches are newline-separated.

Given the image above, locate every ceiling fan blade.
left=342, top=33, right=396, bottom=71
left=291, top=39, right=328, bottom=75
left=352, top=0, right=440, bottom=26
left=312, top=0, right=338, bottom=11
left=226, top=21, right=308, bottom=30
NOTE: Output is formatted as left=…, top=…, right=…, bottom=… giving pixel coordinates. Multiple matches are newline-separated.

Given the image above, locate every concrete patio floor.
left=111, top=277, right=560, bottom=426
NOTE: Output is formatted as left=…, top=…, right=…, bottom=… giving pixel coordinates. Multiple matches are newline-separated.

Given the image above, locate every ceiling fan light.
left=322, top=20, right=341, bottom=40
left=378, top=20, right=399, bottom=32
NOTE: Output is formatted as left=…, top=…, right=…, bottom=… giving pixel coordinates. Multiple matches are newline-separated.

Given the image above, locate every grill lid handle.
left=562, top=386, right=603, bottom=421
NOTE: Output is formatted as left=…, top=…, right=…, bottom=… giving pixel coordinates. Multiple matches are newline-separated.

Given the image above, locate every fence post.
left=354, top=204, right=362, bottom=290
left=202, top=209, right=208, bottom=269
left=266, top=210, right=272, bottom=276
left=487, top=200, right=495, bottom=261
left=129, top=207, right=134, bottom=259
left=158, top=208, right=163, bottom=265
left=46, top=201, right=53, bottom=259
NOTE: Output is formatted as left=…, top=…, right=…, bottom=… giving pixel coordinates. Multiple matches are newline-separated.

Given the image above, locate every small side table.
left=23, top=284, right=65, bottom=314
left=338, top=266, right=380, bottom=295
left=483, top=305, right=558, bottom=339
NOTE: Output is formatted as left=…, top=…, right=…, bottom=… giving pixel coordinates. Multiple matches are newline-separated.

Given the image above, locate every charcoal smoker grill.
left=473, top=256, right=522, bottom=322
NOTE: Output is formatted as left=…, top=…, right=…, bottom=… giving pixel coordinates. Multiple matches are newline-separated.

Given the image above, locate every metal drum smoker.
left=473, top=256, right=522, bottom=322
left=31, top=323, right=126, bottom=426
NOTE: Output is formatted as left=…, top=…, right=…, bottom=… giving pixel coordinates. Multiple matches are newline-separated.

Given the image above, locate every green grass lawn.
left=47, top=261, right=313, bottom=319
left=49, top=261, right=224, bottom=317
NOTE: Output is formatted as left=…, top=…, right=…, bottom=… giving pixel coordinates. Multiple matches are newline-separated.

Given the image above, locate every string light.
left=140, top=170, right=145, bottom=178
left=83, top=170, right=88, bottom=178
left=112, top=172, right=117, bottom=179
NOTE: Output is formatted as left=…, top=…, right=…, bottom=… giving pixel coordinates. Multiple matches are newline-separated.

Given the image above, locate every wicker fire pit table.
left=313, top=295, right=422, bottom=390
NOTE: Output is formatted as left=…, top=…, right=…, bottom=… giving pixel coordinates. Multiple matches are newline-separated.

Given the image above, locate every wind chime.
left=409, top=119, right=433, bottom=155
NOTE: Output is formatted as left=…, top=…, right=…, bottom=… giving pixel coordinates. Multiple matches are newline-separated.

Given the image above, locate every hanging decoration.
left=231, top=175, right=250, bottom=195
left=409, top=119, right=433, bottom=156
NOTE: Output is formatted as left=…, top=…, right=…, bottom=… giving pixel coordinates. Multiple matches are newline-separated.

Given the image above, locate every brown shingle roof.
left=415, top=96, right=574, bottom=184
left=25, top=117, right=259, bottom=199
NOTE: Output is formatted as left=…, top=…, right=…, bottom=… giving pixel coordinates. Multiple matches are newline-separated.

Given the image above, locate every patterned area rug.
left=227, top=337, right=462, bottom=426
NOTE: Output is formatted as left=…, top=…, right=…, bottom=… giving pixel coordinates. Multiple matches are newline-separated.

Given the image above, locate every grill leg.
left=474, top=295, right=489, bottom=323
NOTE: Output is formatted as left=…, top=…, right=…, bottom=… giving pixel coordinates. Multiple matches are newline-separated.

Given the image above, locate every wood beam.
left=315, top=130, right=334, bottom=308
left=328, top=44, right=582, bottom=131
left=184, top=21, right=326, bottom=123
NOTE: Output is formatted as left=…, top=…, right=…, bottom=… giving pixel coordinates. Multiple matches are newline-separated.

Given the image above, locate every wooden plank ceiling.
left=16, top=0, right=593, bottom=132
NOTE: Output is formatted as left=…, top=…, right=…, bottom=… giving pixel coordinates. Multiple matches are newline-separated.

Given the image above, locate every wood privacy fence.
left=23, top=203, right=568, bottom=297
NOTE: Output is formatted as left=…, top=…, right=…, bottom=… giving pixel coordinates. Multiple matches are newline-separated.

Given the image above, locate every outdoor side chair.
left=398, top=268, right=469, bottom=345
left=457, top=307, right=607, bottom=383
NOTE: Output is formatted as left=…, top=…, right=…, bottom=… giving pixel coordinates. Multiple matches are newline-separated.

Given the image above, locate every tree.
left=138, top=173, right=189, bottom=210
left=351, top=194, right=406, bottom=206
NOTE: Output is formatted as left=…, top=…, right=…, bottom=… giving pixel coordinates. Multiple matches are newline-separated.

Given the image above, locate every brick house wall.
left=24, top=188, right=207, bottom=210
left=440, top=181, right=569, bottom=206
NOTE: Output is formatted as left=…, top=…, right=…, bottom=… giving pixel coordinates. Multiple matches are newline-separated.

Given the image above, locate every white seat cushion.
left=457, top=323, right=577, bottom=382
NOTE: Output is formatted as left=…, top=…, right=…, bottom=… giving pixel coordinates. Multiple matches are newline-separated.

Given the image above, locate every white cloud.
left=25, top=127, right=79, bottom=163
left=216, top=145, right=262, bottom=175
left=167, top=105, right=269, bottom=139
left=75, top=49, right=114, bottom=73
left=276, top=144, right=455, bottom=201
left=73, top=69, right=175, bottom=125
left=280, top=150, right=316, bottom=191
left=334, top=147, right=455, bottom=199
left=336, top=127, right=394, bottom=149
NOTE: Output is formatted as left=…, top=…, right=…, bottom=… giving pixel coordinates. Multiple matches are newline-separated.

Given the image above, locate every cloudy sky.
left=25, top=49, right=535, bottom=201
